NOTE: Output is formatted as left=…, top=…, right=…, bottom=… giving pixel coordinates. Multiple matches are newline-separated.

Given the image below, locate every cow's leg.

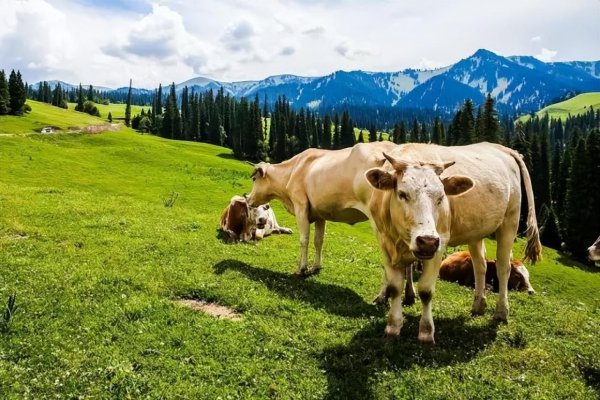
left=312, top=219, right=326, bottom=274
left=384, top=263, right=406, bottom=336
left=294, top=208, right=311, bottom=276
left=494, top=219, right=518, bottom=322
left=403, top=263, right=416, bottom=306
left=469, top=240, right=488, bottom=315
left=417, top=253, right=442, bottom=345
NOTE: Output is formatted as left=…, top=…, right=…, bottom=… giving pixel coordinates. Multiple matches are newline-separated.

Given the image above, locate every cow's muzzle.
left=413, top=235, right=440, bottom=260
left=588, top=245, right=600, bottom=261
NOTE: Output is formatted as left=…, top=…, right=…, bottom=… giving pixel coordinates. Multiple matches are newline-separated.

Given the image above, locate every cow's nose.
left=258, top=218, right=267, bottom=225
left=416, top=235, right=440, bottom=253
left=527, top=288, right=536, bottom=295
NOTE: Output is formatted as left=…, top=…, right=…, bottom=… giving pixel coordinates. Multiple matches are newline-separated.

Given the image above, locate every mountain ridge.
left=35, top=49, right=600, bottom=114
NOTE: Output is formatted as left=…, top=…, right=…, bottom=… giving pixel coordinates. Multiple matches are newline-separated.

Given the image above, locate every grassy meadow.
left=518, top=92, right=600, bottom=122
left=0, top=122, right=599, bottom=398
left=0, top=100, right=110, bottom=135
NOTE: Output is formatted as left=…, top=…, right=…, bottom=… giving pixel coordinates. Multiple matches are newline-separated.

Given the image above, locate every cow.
left=365, top=142, right=541, bottom=344
left=220, top=195, right=261, bottom=242
left=439, top=251, right=535, bottom=294
left=254, top=203, right=294, bottom=240
left=589, top=235, right=600, bottom=261
left=246, top=141, right=396, bottom=276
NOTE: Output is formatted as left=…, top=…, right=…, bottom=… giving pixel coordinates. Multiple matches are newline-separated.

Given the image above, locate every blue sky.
left=1, top=0, right=599, bottom=88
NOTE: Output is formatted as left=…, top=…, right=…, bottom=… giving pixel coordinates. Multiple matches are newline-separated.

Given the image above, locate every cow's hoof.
left=384, top=324, right=402, bottom=337
left=417, top=333, right=435, bottom=346
left=372, top=294, right=389, bottom=307
left=295, top=266, right=311, bottom=277
left=471, top=296, right=487, bottom=316
left=493, top=309, right=509, bottom=323
left=281, top=228, right=293, bottom=234
left=402, top=295, right=416, bottom=307
left=309, top=265, right=322, bottom=276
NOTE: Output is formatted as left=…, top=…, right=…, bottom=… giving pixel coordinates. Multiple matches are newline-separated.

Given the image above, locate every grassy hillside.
left=518, top=92, right=600, bottom=122
left=67, top=102, right=150, bottom=120
left=0, top=100, right=113, bottom=135
left=0, top=131, right=599, bottom=398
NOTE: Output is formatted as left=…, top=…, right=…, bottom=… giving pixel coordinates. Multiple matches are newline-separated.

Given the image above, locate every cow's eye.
left=398, top=191, right=409, bottom=201
left=252, top=176, right=256, bottom=182
left=436, top=196, right=444, bottom=205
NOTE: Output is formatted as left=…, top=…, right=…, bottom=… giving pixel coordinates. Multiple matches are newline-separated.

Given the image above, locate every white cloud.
left=536, top=47, right=558, bottom=62
left=0, top=0, right=598, bottom=88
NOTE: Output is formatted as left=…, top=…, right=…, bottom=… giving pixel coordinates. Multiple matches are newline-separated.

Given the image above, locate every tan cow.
left=365, top=142, right=541, bottom=344
left=247, top=141, right=396, bottom=275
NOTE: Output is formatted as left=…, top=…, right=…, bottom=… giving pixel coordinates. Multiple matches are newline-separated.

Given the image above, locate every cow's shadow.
left=213, top=259, right=382, bottom=318
left=320, top=315, right=499, bottom=399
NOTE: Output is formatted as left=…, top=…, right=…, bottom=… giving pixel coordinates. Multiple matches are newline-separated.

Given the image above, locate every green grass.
left=518, top=92, right=600, bottom=122
left=67, top=102, right=150, bottom=120
left=0, top=100, right=112, bottom=135
left=0, top=130, right=599, bottom=398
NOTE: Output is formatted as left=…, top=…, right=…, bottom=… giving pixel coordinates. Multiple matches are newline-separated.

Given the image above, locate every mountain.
left=35, top=49, right=600, bottom=114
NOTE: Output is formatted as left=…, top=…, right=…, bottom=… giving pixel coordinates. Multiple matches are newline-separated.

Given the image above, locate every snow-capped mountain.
left=167, top=49, right=599, bottom=113
left=37, top=49, right=600, bottom=114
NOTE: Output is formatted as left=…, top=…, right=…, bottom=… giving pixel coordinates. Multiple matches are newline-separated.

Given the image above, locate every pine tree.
left=156, top=84, right=163, bottom=115
left=125, top=79, right=132, bottom=127
left=0, top=70, right=9, bottom=115
left=369, top=125, right=377, bottom=142
left=332, top=114, right=341, bottom=149
left=431, top=117, right=442, bottom=144
left=457, top=99, right=475, bottom=144
left=585, top=129, right=600, bottom=252
left=357, top=130, right=365, bottom=143
left=108, top=112, right=113, bottom=123
left=410, top=119, right=419, bottom=143
left=340, top=111, right=355, bottom=148
left=481, top=94, right=500, bottom=143
left=75, top=84, right=85, bottom=112
left=564, top=138, right=590, bottom=258
left=321, top=114, right=332, bottom=149
left=87, top=85, right=94, bottom=102
left=8, top=70, right=26, bottom=115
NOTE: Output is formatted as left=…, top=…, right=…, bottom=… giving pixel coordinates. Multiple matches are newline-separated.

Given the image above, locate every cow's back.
left=292, top=142, right=396, bottom=223
left=389, top=142, right=521, bottom=245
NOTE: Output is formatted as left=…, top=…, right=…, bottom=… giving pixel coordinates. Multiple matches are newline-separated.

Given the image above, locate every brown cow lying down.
left=220, top=196, right=292, bottom=242
left=440, top=251, right=535, bottom=294
left=589, top=235, right=600, bottom=261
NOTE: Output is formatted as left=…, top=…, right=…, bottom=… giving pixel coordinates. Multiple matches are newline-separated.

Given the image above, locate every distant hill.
left=35, top=49, right=600, bottom=114
left=518, top=92, right=600, bottom=122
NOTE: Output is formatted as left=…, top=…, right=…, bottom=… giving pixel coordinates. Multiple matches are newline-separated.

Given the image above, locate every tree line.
left=0, top=69, right=27, bottom=116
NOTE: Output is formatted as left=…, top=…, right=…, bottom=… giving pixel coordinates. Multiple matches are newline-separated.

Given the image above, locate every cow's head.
left=247, top=162, right=273, bottom=207
left=365, top=152, right=474, bottom=260
left=588, top=235, right=600, bottom=262
left=509, top=260, right=535, bottom=295
left=254, top=203, right=270, bottom=229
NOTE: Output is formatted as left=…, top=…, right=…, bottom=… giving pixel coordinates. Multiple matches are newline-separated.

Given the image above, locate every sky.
left=1, top=0, right=599, bottom=88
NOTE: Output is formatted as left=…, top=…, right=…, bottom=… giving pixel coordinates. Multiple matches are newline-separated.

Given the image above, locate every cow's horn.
left=382, top=152, right=408, bottom=172
left=246, top=161, right=257, bottom=167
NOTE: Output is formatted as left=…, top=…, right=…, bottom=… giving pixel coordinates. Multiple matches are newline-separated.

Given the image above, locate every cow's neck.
left=268, top=162, right=295, bottom=213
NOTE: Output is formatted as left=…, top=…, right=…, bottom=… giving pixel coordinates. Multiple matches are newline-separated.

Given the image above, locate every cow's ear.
left=233, top=198, right=249, bottom=211
left=264, top=204, right=270, bottom=210
left=442, top=175, right=474, bottom=196
left=365, top=168, right=396, bottom=190
left=251, top=167, right=265, bottom=179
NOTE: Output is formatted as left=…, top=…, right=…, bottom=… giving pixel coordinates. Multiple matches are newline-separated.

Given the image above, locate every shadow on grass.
left=216, top=152, right=238, bottom=160
left=213, top=259, right=382, bottom=318
left=556, top=254, right=600, bottom=273
left=320, top=315, right=499, bottom=399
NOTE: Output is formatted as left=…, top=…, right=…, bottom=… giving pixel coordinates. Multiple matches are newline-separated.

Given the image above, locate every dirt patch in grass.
left=175, top=299, right=242, bottom=321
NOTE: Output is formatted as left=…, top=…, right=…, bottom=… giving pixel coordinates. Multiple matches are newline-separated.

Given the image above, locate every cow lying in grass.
left=589, top=235, right=600, bottom=262
left=439, top=251, right=535, bottom=294
left=220, top=196, right=292, bottom=242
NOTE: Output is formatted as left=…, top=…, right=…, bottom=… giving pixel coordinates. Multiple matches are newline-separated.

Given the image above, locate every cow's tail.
left=508, top=149, right=543, bottom=264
